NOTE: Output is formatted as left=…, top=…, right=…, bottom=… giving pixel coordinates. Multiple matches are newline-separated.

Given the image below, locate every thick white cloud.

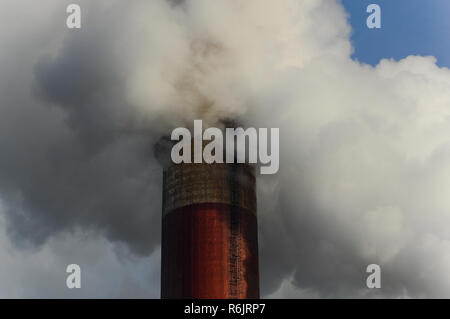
left=0, top=201, right=160, bottom=298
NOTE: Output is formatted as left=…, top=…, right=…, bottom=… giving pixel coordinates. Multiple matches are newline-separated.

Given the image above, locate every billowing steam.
left=0, top=0, right=450, bottom=297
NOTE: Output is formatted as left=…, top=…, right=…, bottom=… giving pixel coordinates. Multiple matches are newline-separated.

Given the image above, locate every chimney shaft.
left=161, top=162, right=260, bottom=298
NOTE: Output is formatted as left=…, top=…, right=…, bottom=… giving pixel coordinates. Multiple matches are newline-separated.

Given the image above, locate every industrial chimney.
left=160, top=135, right=260, bottom=298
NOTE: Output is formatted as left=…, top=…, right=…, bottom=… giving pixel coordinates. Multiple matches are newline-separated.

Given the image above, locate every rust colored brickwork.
left=161, top=163, right=259, bottom=299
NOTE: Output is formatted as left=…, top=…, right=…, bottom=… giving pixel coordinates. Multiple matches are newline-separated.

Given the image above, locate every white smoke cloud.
left=0, top=200, right=160, bottom=298
left=0, top=0, right=450, bottom=297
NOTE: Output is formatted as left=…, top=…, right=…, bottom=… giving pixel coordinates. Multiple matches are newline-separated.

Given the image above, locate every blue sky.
left=342, top=0, right=450, bottom=68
